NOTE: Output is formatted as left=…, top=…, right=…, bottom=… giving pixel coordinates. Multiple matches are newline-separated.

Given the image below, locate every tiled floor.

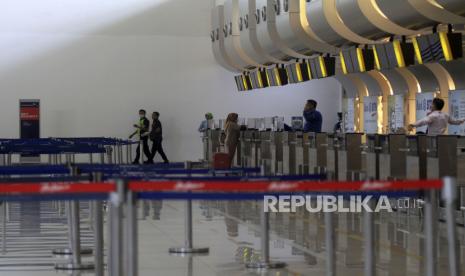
left=0, top=200, right=464, bottom=275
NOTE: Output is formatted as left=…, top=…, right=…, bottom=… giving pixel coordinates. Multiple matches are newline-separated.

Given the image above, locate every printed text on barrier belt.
left=128, top=179, right=443, bottom=193
left=0, top=182, right=115, bottom=195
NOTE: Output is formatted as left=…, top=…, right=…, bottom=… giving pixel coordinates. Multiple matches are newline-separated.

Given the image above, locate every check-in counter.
left=365, top=134, right=388, bottom=180
left=338, top=133, right=364, bottom=181
left=388, top=134, right=408, bottom=180
left=259, top=131, right=273, bottom=175
left=426, top=135, right=465, bottom=224
left=326, top=134, right=344, bottom=181
left=294, top=132, right=307, bottom=175
left=282, top=132, right=298, bottom=175
left=206, top=129, right=221, bottom=163
left=271, top=132, right=284, bottom=175
left=405, top=135, right=428, bottom=180
left=239, top=130, right=254, bottom=167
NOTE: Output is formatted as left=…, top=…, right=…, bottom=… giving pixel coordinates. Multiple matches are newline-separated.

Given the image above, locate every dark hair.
left=307, top=99, right=317, bottom=108
left=153, top=112, right=160, bottom=116
left=432, top=98, right=444, bottom=111
left=139, top=109, right=146, bottom=114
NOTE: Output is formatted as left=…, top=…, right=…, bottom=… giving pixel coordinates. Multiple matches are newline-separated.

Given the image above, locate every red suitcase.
left=212, top=152, right=231, bottom=169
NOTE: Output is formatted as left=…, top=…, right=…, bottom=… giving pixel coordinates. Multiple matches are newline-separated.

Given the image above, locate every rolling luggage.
left=212, top=152, right=230, bottom=169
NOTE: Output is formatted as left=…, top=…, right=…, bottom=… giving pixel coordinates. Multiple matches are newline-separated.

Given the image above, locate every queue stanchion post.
left=92, top=172, right=105, bottom=276
left=2, top=201, right=6, bottom=254
left=424, top=189, right=438, bottom=276
left=129, top=141, right=134, bottom=164
left=126, top=188, right=138, bottom=276
left=442, top=177, right=460, bottom=276
left=108, top=179, right=126, bottom=276
left=169, top=162, right=209, bottom=255
left=55, top=166, right=94, bottom=271
left=246, top=202, right=286, bottom=269
left=363, top=197, right=375, bottom=276
left=126, top=142, right=130, bottom=164
left=325, top=210, right=335, bottom=276
left=106, top=146, right=113, bottom=164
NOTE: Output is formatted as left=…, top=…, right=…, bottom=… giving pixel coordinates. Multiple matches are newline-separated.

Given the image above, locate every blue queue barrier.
left=0, top=164, right=261, bottom=176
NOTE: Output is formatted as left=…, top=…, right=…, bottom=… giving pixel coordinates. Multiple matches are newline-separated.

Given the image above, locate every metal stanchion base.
left=169, top=247, right=209, bottom=254
left=245, top=261, right=287, bottom=269
left=52, top=248, right=93, bottom=256
left=55, top=263, right=95, bottom=271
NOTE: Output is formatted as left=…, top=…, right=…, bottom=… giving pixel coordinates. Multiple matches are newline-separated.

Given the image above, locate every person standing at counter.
left=408, top=98, right=465, bottom=135
left=224, top=113, right=241, bottom=164
left=198, top=113, right=214, bottom=132
left=303, top=99, right=323, bottom=133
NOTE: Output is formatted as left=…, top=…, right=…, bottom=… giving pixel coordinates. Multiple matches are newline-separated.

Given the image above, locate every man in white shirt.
left=408, top=98, right=465, bottom=135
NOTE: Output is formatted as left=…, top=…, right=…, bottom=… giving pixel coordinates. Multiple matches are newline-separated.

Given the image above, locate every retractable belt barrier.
left=0, top=177, right=458, bottom=276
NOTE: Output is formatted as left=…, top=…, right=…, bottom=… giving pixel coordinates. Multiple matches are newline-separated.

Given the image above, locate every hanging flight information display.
left=449, top=90, right=465, bottom=135
left=415, top=92, right=434, bottom=134
left=364, top=96, right=378, bottom=134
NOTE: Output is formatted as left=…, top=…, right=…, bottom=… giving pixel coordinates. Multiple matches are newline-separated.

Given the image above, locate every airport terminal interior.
left=1, top=0, right=465, bottom=275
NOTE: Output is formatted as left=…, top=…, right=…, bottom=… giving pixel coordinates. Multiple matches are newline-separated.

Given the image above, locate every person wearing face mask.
left=198, top=113, right=214, bottom=132
left=408, top=98, right=465, bottom=135
left=129, top=109, right=151, bottom=164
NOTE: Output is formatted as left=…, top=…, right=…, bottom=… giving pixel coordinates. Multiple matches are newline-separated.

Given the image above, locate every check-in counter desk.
left=259, top=131, right=273, bottom=175
left=405, top=135, right=428, bottom=180
left=338, top=133, right=364, bottom=181
left=240, top=130, right=260, bottom=168
left=425, top=135, right=465, bottom=224
left=365, top=134, right=388, bottom=180
left=365, top=134, right=408, bottom=180
left=239, top=131, right=251, bottom=167
left=205, top=129, right=221, bottom=163
left=295, top=132, right=316, bottom=175
left=326, top=134, right=344, bottom=181
left=308, top=133, right=329, bottom=175
left=282, top=132, right=299, bottom=175
left=270, top=132, right=284, bottom=175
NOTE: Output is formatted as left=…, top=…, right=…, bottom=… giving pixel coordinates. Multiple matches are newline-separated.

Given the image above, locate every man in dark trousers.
left=129, top=109, right=151, bottom=164
left=148, top=111, right=169, bottom=164
left=303, top=99, right=323, bottom=133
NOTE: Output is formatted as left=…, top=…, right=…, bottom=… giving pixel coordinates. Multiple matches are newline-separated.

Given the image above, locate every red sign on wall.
left=20, top=107, right=40, bottom=120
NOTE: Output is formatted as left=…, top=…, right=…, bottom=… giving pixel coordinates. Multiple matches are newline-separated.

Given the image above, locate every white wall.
left=0, top=0, right=341, bottom=162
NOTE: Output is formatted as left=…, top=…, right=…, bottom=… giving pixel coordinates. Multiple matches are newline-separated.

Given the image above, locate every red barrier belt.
left=129, top=179, right=443, bottom=193
left=0, top=182, right=115, bottom=195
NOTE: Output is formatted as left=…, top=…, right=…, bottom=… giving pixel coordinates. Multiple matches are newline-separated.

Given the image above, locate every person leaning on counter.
left=408, top=98, right=465, bottom=135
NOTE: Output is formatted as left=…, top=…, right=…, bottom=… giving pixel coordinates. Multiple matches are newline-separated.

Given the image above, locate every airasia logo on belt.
left=360, top=182, right=392, bottom=190
left=40, top=183, right=71, bottom=193
left=174, top=182, right=205, bottom=191
left=268, top=182, right=299, bottom=191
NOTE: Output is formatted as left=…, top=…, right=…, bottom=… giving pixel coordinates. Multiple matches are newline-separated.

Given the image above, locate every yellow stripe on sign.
left=319, top=56, right=328, bottom=77
left=296, top=63, right=303, bottom=82
left=306, top=60, right=312, bottom=79
left=393, top=40, right=406, bottom=67
left=339, top=52, right=348, bottom=74
left=412, top=37, right=422, bottom=64
left=373, top=45, right=381, bottom=70
left=274, top=68, right=282, bottom=86
left=356, top=48, right=366, bottom=72
left=257, top=71, right=263, bottom=88
left=439, top=31, right=453, bottom=61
